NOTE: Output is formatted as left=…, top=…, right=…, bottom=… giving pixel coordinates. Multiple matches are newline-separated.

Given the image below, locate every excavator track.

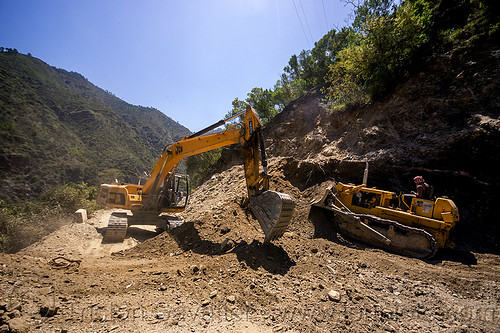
left=249, top=190, right=295, bottom=243
left=103, top=212, right=128, bottom=243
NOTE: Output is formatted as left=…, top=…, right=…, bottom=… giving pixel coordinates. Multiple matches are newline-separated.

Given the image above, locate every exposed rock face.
left=261, top=44, right=499, bottom=252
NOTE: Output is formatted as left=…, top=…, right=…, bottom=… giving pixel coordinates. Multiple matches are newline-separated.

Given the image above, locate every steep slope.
left=262, top=36, right=499, bottom=252
left=206, top=23, right=499, bottom=252
left=0, top=51, right=190, bottom=201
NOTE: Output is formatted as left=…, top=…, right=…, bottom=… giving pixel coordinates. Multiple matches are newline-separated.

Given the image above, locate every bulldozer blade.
left=249, top=190, right=295, bottom=242
left=103, top=212, right=128, bottom=243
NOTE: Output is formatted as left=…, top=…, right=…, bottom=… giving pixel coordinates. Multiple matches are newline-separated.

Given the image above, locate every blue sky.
left=1, top=0, right=352, bottom=131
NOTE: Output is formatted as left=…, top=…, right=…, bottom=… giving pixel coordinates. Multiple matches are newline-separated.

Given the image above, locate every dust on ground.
left=1, top=160, right=499, bottom=332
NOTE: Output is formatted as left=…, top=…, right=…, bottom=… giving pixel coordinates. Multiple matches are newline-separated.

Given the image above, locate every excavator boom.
left=97, top=106, right=295, bottom=242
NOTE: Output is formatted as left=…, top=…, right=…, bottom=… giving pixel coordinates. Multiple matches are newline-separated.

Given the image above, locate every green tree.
left=325, top=0, right=432, bottom=105
left=246, top=88, right=277, bottom=124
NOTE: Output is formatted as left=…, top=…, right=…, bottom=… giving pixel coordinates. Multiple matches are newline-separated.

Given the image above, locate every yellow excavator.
left=312, top=164, right=459, bottom=258
left=97, top=106, right=295, bottom=243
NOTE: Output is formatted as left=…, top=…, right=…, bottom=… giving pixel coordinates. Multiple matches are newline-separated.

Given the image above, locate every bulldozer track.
left=314, top=199, right=438, bottom=259
left=349, top=212, right=439, bottom=259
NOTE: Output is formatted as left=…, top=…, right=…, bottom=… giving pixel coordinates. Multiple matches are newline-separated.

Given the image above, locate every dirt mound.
left=2, top=155, right=499, bottom=332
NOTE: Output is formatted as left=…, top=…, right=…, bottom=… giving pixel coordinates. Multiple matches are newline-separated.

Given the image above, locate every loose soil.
left=1, top=161, right=498, bottom=332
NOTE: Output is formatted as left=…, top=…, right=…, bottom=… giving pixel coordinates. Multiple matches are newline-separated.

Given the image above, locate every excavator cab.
left=158, top=174, right=190, bottom=210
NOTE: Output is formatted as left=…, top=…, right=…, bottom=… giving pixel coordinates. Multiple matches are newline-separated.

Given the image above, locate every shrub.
left=325, top=1, right=432, bottom=106
left=0, top=182, right=99, bottom=253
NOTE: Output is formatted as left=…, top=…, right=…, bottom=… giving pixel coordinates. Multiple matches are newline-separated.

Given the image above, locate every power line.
left=313, top=0, right=324, bottom=32
left=292, top=0, right=311, bottom=48
left=298, top=0, right=315, bottom=46
left=321, top=0, right=330, bottom=31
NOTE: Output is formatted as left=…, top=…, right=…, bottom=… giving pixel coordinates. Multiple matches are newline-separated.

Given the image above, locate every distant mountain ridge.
left=0, top=51, right=190, bottom=201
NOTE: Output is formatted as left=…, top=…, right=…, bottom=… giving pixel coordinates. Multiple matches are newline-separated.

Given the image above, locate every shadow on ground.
left=169, top=221, right=295, bottom=275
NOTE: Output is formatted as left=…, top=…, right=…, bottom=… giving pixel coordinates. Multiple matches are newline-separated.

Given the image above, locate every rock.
left=38, top=287, right=52, bottom=295
left=209, top=290, right=217, bottom=298
left=226, top=295, right=236, bottom=304
left=117, top=312, right=128, bottom=320
left=73, top=209, right=87, bottom=223
left=39, top=303, right=59, bottom=317
left=7, top=310, right=21, bottom=319
left=414, top=288, right=425, bottom=296
left=6, top=301, right=21, bottom=313
left=201, top=299, right=210, bottom=307
left=0, top=324, right=9, bottom=333
left=383, top=323, right=396, bottom=332
left=220, top=238, right=234, bottom=252
left=328, top=290, right=341, bottom=302
left=156, top=312, right=164, bottom=319
left=8, top=318, right=30, bottom=333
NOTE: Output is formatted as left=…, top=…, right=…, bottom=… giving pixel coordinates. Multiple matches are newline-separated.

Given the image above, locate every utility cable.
left=298, top=0, right=315, bottom=45
left=292, top=0, right=311, bottom=48
left=313, top=0, right=324, bottom=32
left=321, top=0, right=330, bottom=31
left=299, top=0, right=314, bottom=47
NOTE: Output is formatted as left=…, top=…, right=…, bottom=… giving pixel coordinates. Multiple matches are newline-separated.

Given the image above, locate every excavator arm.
left=97, top=106, right=295, bottom=242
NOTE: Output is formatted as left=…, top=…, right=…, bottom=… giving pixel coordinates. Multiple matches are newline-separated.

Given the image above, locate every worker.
left=412, top=176, right=430, bottom=199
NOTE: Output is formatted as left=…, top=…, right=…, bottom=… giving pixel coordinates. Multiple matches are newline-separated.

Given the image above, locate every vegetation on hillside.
left=231, top=0, right=498, bottom=117
left=0, top=51, right=190, bottom=202
left=0, top=182, right=99, bottom=253
left=0, top=50, right=192, bottom=252
left=187, top=0, right=498, bottom=182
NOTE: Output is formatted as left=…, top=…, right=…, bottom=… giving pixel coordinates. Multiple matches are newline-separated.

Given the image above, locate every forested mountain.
left=0, top=51, right=190, bottom=202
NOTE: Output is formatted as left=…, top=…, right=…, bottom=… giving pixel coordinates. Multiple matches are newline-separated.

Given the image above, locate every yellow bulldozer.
left=312, top=166, right=459, bottom=258
left=97, top=106, right=295, bottom=243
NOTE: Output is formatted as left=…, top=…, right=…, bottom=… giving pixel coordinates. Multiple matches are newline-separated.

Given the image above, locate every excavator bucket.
left=249, top=190, right=295, bottom=242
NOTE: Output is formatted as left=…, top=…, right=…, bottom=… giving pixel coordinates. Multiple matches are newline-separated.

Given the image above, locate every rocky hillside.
left=0, top=51, right=190, bottom=201
left=263, top=37, right=499, bottom=252
left=214, top=28, right=499, bottom=253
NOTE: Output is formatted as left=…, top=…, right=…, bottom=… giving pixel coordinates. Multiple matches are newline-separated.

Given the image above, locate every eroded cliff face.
left=262, top=42, right=499, bottom=252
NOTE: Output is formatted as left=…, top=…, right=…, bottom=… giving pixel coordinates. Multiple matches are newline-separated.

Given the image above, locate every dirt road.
left=1, top=163, right=499, bottom=332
